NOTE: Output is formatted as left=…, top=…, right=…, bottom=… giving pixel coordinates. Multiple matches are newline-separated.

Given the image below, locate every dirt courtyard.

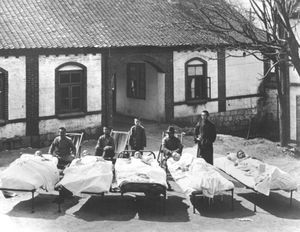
left=0, top=120, right=300, bottom=232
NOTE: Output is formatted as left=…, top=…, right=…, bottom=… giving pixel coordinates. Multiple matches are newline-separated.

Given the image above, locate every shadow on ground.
left=6, top=193, right=79, bottom=219
left=73, top=194, right=189, bottom=222
left=191, top=195, right=255, bottom=218
left=238, top=192, right=300, bottom=219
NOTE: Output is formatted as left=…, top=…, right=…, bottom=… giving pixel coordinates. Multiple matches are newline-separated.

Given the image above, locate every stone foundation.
left=174, top=108, right=259, bottom=138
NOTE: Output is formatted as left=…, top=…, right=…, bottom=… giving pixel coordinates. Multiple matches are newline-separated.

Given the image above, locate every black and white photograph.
left=0, top=0, right=299, bottom=231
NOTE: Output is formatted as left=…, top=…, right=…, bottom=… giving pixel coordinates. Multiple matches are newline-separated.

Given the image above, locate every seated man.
left=95, top=126, right=115, bottom=161
left=48, top=127, right=76, bottom=169
left=162, top=126, right=183, bottom=161
left=161, top=126, right=183, bottom=190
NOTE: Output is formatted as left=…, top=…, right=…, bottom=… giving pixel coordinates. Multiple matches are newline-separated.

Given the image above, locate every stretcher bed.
left=115, top=150, right=167, bottom=214
left=0, top=154, right=60, bottom=213
left=167, top=153, right=235, bottom=213
left=55, top=155, right=113, bottom=212
left=214, top=155, right=298, bottom=211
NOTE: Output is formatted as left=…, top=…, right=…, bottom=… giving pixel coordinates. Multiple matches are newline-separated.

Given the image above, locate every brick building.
left=0, top=0, right=265, bottom=149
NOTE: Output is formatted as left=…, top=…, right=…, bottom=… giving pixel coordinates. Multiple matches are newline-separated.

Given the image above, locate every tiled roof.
left=0, top=0, right=244, bottom=50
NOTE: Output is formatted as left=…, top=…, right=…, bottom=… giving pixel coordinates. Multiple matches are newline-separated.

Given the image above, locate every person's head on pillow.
left=34, top=150, right=42, bottom=156
left=172, top=152, right=181, bottom=161
left=237, top=150, right=246, bottom=159
left=133, top=151, right=142, bottom=159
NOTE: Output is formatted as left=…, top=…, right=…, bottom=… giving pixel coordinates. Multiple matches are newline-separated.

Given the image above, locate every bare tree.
left=177, top=0, right=300, bottom=146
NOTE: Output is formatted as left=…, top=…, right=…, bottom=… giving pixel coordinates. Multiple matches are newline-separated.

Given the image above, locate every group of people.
left=48, top=110, right=216, bottom=170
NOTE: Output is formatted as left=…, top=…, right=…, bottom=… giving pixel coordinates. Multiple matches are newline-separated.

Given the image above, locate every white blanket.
left=0, top=154, right=59, bottom=191
left=115, top=157, right=167, bottom=187
left=214, top=156, right=298, bottom=196
left=56, top=156, right=113, bottom=195
left=167, top=153, right=234, bottom=198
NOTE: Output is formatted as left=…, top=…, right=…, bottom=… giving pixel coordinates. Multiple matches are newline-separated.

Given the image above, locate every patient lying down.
left=167, top=153, right=234, bottom=197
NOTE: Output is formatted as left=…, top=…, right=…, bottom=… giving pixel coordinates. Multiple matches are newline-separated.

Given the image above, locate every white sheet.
left=115, top=157, right=167, bottom=187
left=0, top=154, right=59, bottom=191
left=56, top=156, right=113, bottom=195
left=167, top=153, right=234, bottom=198
left=214, top=156, right=298, bottom=196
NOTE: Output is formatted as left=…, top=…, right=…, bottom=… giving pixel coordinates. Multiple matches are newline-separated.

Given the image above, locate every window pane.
left=59, top=73, right=70, bottom=84
left=130, top=80, right=137, bottom=96
left=60, top=87, right=69, bottom=98
left=72, top=98, right=81, bottom=110
left=61, top=98, right=69, bottom=109
left=190, top=78, right=195, bottom=99
left=187, top=66, right=195, bottom=76
left=195, top=66, right=203, bottom=75
left=71, top=72, right=81, bottom=83
left=188, top=60, right=203, bottom=65
left=72, top=85, right=81, bottom=98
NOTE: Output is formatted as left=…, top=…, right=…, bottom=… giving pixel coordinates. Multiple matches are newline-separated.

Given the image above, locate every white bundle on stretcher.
left=115, top=156, right=167, bottom=187
left=215, top=156, right=298, bottom=195
left=0, top=154, right=59, bottom=191
left=168, top=153, right=234, bottom=197
left=56, top=156, right=113, bottom=195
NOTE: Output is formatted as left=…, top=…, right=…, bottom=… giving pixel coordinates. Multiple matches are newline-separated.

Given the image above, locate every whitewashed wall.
left=39, top=114, right=102, bottom=134
left=226, top=50, right=263, bottom=110
left=116, top=62, right=164, bottom=121
left=0, top=56, right=26, bottom=137
left=39, top=54, right=102, bottom=134
left=173, top=50, right=218, bottom=118
left=289, top=66, right=300, bottom=141
left=173, top=50, right=263, bottom=118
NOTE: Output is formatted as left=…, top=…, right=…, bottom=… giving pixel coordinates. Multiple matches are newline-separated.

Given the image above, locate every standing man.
left=48, top=127, right=76, bottom=169
left=194, top=110, right=216, bottom=165
left=129, top=118, right=146, bottom=151
left=95, top=126, right=115, bottom=160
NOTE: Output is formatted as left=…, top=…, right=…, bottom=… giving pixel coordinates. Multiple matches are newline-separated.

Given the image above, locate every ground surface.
left=0, top=120, right=300, bottom=232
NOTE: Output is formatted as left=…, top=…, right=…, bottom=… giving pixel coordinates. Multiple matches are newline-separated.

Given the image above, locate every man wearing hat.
left=162, top=126, right=183, bottom=159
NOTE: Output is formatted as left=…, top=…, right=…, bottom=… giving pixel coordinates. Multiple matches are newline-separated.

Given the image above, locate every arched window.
left=55, top=62, right=87, bottom=115
left=0, top=68, right=8, bottom=122
left=185, top=58, right=211, bottom=101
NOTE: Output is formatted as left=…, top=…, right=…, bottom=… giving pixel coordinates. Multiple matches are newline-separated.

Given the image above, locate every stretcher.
left=214, top=156, right=298, bottom=212
left=54, top=155, right=113, bottom=212
left=0, top=154, right=60, bottom=213
left=115, top=150, right=167, bottom=214
left=167, top=153, right=235, bottom=213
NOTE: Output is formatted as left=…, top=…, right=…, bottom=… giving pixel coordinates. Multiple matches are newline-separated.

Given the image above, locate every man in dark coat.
left=194, top=110, right=216, bottom=165
left=129, top=118, right=146, bottom=151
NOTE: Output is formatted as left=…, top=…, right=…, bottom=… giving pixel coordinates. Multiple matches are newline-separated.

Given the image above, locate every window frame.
left=185, top=58, right=210, bottom=103
left=127, top=62, right=146, bottom=99
left=55, top=62, right=87, bottom=117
